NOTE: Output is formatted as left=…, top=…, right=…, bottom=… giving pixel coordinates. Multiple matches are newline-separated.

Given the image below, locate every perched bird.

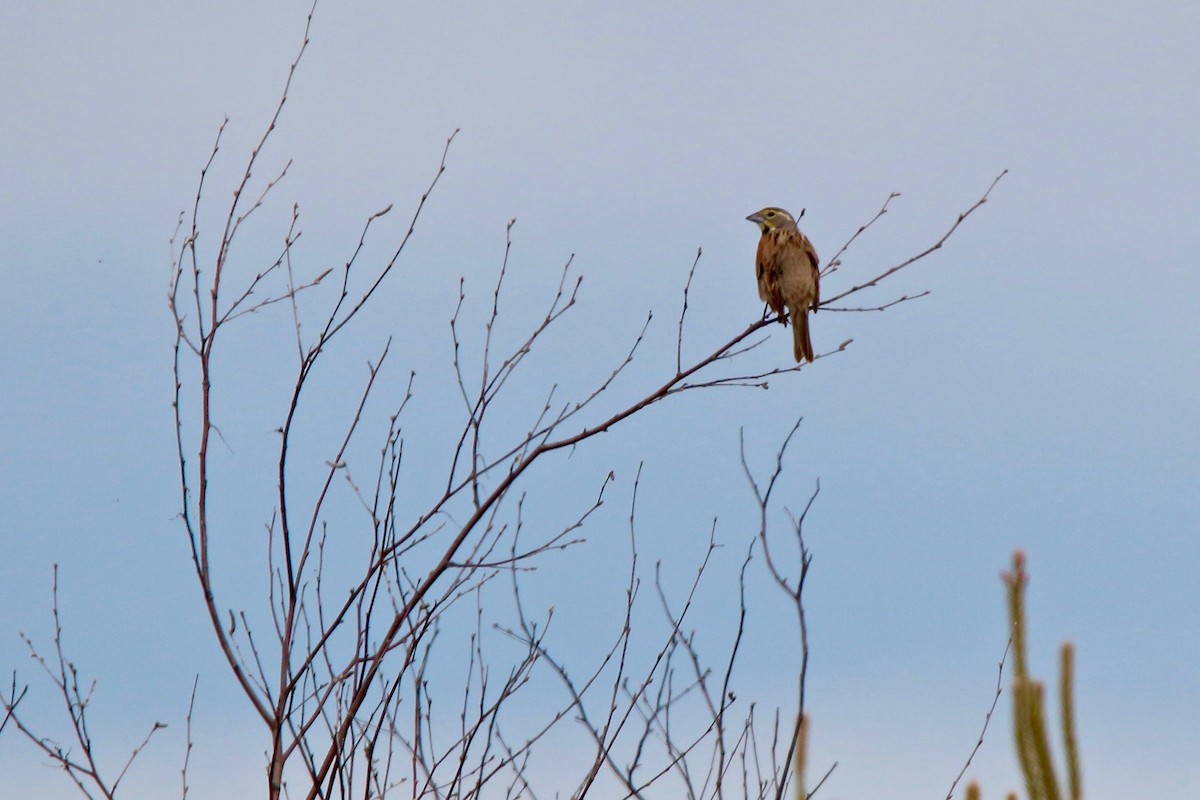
left=746, top=207, right=821, bottom=363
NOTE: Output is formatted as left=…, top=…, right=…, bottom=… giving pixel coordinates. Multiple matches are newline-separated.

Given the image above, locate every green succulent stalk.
left=974, top=551, right=1083, bottom=800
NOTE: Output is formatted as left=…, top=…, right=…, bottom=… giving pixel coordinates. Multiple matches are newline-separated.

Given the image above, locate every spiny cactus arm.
left=1006, top=551, right=1062, bottom=800
left=1024, top=680, right=1063, bottom=800
left=1059, top=643, right=1081, bottom=800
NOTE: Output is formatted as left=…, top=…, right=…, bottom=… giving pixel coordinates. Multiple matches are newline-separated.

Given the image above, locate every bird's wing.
left=802, top=233, right=820, bottom=309
left=779, top=230, right=820, bottom=311
left=755, top=234, right=779, bottom=307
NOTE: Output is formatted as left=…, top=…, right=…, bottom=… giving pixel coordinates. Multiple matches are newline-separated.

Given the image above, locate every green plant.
left=968, top=551, right=1083, bottom=800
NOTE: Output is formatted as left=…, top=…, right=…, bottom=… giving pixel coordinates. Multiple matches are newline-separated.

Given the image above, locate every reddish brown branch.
left=820, top=170, right=1007, bottom=308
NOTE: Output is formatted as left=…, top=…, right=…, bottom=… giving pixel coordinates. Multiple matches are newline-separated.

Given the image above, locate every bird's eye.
left=765, top=210, right=775, bottom=218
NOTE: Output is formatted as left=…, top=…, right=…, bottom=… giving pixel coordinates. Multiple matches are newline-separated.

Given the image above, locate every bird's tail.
left=792, top=311, right=814, bottom=363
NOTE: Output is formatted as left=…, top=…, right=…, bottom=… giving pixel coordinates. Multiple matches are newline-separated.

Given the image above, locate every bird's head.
left=745, top=207, right=795, bottom=233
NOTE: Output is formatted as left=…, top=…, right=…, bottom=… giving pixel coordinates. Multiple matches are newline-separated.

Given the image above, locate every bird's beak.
left=746, top=212, right=763, bottom=224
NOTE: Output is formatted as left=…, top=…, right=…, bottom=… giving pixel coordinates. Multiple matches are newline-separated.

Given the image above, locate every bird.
left=745, top=207, right=821, bottom=363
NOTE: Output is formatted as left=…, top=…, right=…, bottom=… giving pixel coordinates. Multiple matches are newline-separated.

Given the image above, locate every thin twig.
left=944, top=635, right=1015, bottom=800
left=820, top=171, right=1007, bottom=308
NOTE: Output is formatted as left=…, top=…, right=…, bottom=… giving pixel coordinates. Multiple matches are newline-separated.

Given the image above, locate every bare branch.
left=677, top=247, right=704, bottom=373
left=944, top=636, right=1014, bottom=800
left=820, top=290, right=931, bottom=312
left=181, top=676, right=199, bottom=800
left=820, top=191, right=900, bottom=278
left=820, top=170, right=1007, bottom=308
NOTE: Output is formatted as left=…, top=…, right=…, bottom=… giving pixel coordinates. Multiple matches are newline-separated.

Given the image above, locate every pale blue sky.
left=1, top=1, right=1197, bottom=798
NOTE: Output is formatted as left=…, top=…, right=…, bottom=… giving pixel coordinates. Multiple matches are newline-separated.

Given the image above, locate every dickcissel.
left=746, top=207, right=820, bottom=363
